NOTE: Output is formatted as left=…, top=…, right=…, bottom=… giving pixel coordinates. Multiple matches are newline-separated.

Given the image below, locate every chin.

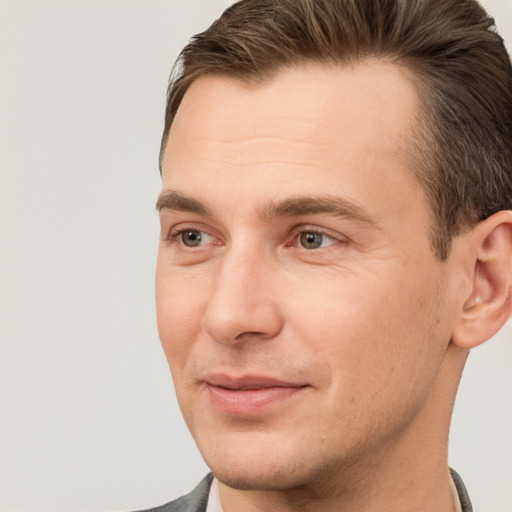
left=213, top=471, right=286, bottom=491
left=202, top=441, right=344, bottom=492
left=211, top=465, right=318, bottom=492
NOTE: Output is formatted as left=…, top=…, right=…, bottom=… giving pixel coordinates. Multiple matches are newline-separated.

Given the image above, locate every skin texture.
left=156, top=62, right=512, bottom=511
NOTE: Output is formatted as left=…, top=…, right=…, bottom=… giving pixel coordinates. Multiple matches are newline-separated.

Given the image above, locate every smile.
left=204, top=374, right=309, bottom=415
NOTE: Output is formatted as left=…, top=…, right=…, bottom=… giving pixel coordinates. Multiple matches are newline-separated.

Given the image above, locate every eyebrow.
left=264, top=196, right=378, bottom=227
left=156, top=190, right=378, bottom=228
left=156, top=190, right=210, bottom=216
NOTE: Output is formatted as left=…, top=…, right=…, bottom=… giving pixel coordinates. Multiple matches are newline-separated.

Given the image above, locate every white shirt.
left=206, top=478, right=224, bottom=512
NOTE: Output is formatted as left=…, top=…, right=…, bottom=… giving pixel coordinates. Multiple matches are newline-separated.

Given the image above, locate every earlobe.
left=452, top=210, right=512, bottom=349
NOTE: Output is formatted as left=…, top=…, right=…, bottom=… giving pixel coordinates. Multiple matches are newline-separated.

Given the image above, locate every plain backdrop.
left=1, top=1, right=511, bottom=511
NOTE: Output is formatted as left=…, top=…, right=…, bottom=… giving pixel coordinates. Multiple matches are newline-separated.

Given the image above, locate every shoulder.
left=135, top=473, right=214, bottom=512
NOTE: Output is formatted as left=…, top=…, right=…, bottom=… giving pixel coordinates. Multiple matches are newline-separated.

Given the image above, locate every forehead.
left=165, top=61, right=418, bottom=171
left=161, top=61, right=426, bottom=234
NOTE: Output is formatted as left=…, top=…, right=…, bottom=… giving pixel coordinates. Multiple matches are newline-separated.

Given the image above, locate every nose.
left=201, top=247, right=284, bottom=345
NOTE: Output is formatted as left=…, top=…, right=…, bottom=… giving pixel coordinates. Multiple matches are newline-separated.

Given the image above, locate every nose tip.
left=202, top=303, right=282, bottom=345
left=201, top=257, right=283, bottom=345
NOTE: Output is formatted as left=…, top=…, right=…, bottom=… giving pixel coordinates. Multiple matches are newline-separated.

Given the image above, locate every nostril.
left=236, top=331, right=262, bottom=339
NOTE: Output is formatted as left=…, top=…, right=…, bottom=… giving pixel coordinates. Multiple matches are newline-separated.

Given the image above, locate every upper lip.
left=204, top=373, right=307, bottom=390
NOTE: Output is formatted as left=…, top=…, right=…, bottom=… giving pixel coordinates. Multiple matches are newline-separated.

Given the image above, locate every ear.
left=452, top=210, right=512, bottom=349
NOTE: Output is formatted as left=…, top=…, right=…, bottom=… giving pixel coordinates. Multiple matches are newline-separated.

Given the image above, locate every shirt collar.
left=206, top=478, right=224, bottom=512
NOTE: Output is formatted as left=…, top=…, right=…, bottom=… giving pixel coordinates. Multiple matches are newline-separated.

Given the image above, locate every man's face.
left=156, top=62, right=460, bottom=490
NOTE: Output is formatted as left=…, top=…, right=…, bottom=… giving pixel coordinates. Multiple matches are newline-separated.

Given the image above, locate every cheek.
left=155, top=263, right=206, bottom=373
left=286, top=262, right=448, bottom=391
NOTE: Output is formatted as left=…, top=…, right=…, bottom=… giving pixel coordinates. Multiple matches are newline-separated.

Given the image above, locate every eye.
left=298, top=231, right=336, bottom=250
left=178, top=229, right=212, bottom=247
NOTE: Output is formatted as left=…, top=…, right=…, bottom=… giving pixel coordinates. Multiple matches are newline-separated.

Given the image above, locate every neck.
left=218, top=344, right=467, bottom=512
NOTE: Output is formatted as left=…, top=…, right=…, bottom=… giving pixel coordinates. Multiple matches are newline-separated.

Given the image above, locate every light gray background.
left=0, top=1, right=511, bottom=511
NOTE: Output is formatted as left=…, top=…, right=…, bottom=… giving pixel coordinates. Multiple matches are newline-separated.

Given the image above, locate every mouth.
left=204, top=373, right=309, bottom=415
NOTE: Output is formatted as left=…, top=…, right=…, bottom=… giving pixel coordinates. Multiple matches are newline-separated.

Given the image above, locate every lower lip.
left=207, top=385, right=305, bottom=415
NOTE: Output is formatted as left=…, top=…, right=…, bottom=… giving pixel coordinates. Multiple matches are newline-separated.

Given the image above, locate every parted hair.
left=160, top=0, right=512, bottom=260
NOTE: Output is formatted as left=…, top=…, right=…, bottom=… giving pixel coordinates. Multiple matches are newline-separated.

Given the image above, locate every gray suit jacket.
left=138, top=469, right=472, bottom=512
left=139, top=474, right=213, bottom=512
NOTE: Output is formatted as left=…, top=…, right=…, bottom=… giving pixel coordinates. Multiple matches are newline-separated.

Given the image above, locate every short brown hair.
left=160, top=0, right=512, bottom=260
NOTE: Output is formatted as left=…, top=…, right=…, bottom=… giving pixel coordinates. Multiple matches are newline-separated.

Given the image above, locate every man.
left=149, top=0, right=512, bottom=511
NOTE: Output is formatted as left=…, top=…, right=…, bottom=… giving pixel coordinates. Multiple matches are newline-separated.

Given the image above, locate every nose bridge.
left=202, top=240, right=282, bottom=344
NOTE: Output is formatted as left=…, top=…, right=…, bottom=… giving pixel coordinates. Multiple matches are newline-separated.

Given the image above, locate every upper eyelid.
left=290, top=225, right=348, bottom=241
left=166, top=221, right=217, bottom=236
left=169, top=225, right=210, bottom=236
